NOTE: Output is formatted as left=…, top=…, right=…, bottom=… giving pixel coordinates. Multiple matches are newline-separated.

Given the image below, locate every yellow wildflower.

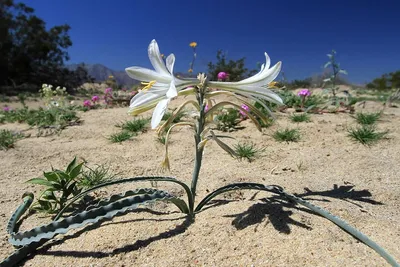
left=189, top=42, right=197, bottom=48
left=188, top=68, right=193, bottom=73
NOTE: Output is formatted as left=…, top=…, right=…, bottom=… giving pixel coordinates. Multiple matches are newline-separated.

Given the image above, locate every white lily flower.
left=125, top=40, right=197, bottom=128
left=208, top=52, right=283, bottom=105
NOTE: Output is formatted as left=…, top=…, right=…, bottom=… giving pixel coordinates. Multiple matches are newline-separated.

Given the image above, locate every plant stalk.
left=190, top=88, right=205, bottom=215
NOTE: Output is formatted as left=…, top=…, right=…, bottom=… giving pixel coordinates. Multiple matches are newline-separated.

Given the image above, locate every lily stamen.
left=141, top=80, right=157, bottom=92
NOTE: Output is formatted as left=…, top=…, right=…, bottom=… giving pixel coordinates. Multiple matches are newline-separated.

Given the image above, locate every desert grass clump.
left=108, top=131, right=134, bottom=143
left=273, top=128, right=301, bottom=142
left=354, top=112, right=381, bottom=125
left=117, top=118, right=149, bottom=133
left=79, top=164, right=119, bottom=189
left=234, top=142, right=264, bottom=162
left=290, top=113, right=311, bottom=123
left=348, top=126, right=388, bottom=145
left=0, top=129, right=23, bottom=150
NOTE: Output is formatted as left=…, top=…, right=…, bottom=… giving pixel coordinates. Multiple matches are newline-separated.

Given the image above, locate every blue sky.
left=21, top=0, right=400, bottom=84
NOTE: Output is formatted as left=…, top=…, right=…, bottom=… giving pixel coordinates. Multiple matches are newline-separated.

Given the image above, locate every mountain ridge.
left=67, top=63, right=139, bottom=87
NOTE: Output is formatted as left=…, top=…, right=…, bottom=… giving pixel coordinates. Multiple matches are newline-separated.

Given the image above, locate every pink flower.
left=3, top=106, right=10, bottom=112
left=83, top=100, right=92, bottom=107
left=297, top=89, right=311, bottom=97
left=239, top=104, right=249, bottom=117
left=91, top=95, right=99, bottom=103
left=205, top=104, right=209, bottom=112
left=217, top=72, right=228, bottom=80
left=105, top=88, right=112, bottom=94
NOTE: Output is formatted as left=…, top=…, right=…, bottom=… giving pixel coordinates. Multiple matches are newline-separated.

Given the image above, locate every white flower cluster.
left=40, top=84, right=68, bottom=108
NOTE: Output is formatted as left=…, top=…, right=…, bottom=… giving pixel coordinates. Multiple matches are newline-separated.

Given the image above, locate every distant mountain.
left=67, top=63, right=139, bottom=87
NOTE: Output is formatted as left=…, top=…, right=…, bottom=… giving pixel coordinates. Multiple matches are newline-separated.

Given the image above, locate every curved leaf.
left=54, top=176, right=193, bottom=220
left=9, top=190, right=179, bottom=246
left=26, top=178, right=54, bottom=187
left=84, top=188, right=189, bottom=214
left=195, top=183, right=282, bottom=213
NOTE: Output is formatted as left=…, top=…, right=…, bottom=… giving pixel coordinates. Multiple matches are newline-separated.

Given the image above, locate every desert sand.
left=0, top=95, right=399, bottom=266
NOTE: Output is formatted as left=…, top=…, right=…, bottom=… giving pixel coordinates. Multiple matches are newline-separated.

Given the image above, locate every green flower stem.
left=190, top=89, right=205, bottom=215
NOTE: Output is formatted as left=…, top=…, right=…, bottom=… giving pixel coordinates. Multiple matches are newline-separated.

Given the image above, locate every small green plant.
left=109, top=131, right=134, bottom=143
left=290, top=113, right=311, bottom=123
left=323, top=50, right=347, bottom=103
left=117, top=118, right=149, bottom=133
left=79, top=164, right=119, bottom=189
left=0, top=107, right=80, bottom=135
left=0, top=129, right=23, bottom=150
left=273, top=128, right=301, bottom=142
left=354, top=112, right=381, bottom=125
left=215, top=108, right=241, bottom=131
left=234, top=142, right=264, bottom=162
left=162, top=110, right=186, bottom=123
left=157, top=134, right=167, bottom=144
left=26, top=157, right=83, bottom=213
left=348, top=126, right=388, bottom=145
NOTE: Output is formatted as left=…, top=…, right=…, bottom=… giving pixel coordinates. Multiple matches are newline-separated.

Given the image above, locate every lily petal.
left=166, top=80, right=177, bottom=98
left=148, top=39, right=170, bottom=76
left=166, top=54, right=175, bottom=74
left=125, top=67, right=170, bottom=83
left=210, top=61, right=281, bottom=87
left=151, top=98, right=170, bottom=129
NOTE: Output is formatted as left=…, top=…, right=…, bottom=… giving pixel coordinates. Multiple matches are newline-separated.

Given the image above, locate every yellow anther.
left=268, top=81, right=279, bottom=88
left=141, top=80, right=156, bottom=92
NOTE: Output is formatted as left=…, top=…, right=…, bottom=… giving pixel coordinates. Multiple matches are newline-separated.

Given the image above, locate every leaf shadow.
left=222, top=183, right=383, bottom=234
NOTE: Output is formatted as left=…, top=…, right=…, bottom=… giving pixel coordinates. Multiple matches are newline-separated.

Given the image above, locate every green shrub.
left=215, top=108, right=241, bottom=131
left=0, top=129, right=23, bottom=150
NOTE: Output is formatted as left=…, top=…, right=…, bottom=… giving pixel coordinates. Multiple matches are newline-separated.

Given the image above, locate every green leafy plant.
left=215, top=108, right=241, bottom=131
left=273, top=128, right=301, bottom=142
left=26, top=157, right=83, bottom=213
left=0, top=107, right=80, bottom=135
left=162, top=110, right=186, bottom=123
left=108, top=131, right=134, bottom=143
left=290, top=113, right=311, bottom=123
left=348, top=126, right=388, bottom=145
left=234, top=142, right=264, bottom=162
left=354, top=112, right=381, bottom=125
left=0, top=129, right=23, bottom=150
left=323, top=50, right=347, bottom=103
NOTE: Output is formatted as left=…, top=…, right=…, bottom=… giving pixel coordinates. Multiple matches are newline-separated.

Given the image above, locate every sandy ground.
left=0, top=94, right=399, bottom=266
